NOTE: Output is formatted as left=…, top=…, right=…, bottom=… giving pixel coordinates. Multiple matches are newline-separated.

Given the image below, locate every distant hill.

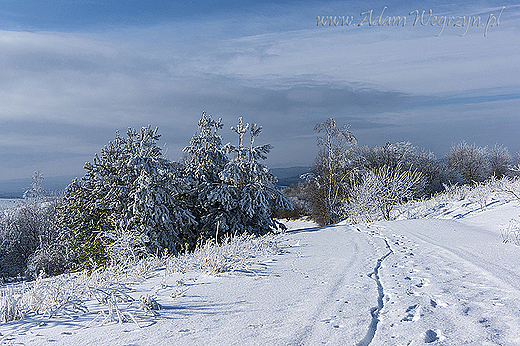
left=270, top=166, right=310, bottom=188
left=0, top=175, right=77, bottom=198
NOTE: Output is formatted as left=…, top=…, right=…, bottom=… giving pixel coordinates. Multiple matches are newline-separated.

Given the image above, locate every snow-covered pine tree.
left=219, top=118, right=293, bottom=236
left=182, top=112, right=231, bottom=242
left=183, top=112, right=228, bottom=183
left=60, top=126, right=196, bottom=268
left=183, top=113, right=292, bottom=241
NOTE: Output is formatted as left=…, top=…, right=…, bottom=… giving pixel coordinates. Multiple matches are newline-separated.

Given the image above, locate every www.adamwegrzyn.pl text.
left=316, top=6, right=505, bottom=37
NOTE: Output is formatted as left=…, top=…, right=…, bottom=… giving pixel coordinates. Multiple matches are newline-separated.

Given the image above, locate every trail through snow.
left=2, top=204, right=520, bottom=345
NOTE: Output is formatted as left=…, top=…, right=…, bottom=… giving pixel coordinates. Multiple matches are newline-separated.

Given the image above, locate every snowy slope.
left=2, top=203, right=520, bottom=345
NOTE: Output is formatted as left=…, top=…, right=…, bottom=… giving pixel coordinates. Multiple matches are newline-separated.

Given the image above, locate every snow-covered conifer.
left=184, top=113, right=292, bottom=240
left=219, top=119, right=293, bottom=236
left=60, top=126, right=196, bottom=268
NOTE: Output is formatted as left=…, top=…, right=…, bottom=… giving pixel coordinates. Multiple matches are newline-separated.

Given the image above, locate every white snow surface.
left=2, top=203, right=520, bottom=345
left=0, top=199, right=24, bottom=209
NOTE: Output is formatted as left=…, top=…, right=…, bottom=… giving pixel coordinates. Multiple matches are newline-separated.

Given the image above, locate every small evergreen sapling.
left=219, top=118, right=293, bottom=236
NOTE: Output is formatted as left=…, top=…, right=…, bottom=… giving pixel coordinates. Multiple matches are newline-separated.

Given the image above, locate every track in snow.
left=355, top=228, right=393, bottom=346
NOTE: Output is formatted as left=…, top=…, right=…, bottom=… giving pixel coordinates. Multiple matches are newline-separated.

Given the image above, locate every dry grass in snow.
left=0, top=232, right=281, bottom=326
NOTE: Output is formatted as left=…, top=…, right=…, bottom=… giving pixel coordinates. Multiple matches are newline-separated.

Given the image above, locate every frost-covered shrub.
left=0, top=196, right=64, bottom=280
left=362, top=141, right=419, bottom=171
left=361, top=141, right=453, bottom=197
left=502, top=218, right=520, bottom=246
left=344, top=163, right=423, bottom=222
left=25, top=242, right=73, bottom=280
left=0, top=171, right=71, bottom=280
left=444, top=142, right=514, bottom=183
left=0, top=287, right=23, bottom=322
left=489, top=144, right=511, bottom=179
left=445, top=141, right=490, bottom=183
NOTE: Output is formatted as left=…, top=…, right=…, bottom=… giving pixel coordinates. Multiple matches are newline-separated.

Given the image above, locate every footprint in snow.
left=479, top=318, right=491, bottom=328
left=424, top=329, right=439, bottom=343
left=401, top=304, right=422, bottom=322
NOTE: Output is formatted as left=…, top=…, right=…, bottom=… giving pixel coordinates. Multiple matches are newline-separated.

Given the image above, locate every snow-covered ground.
left=0, top=199, right=24, bottom=209
left=2, top=198, right=520, bottom=345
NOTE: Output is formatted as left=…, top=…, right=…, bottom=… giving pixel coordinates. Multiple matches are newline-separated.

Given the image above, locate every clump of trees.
left=0, top=113, right=292, bottom=280
left=3, top=114, right=517, bottom=279
left=279, top=118, right=517, bottom=226
left=445, top=142, right=512, bottom=183
left=300, top=119, right=434, bottom=225
left=183, top=115, right=292, bottom=243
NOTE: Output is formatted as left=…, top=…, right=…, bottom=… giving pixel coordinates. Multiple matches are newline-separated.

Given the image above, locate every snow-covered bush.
left=25, top=241, right=72, bottom=280
left=361, top=141, right=457, bottom=197
left=60, top=126, right=197, bottom=268
left=445, top=141, right=490, bottom=183
left=344, top=163, right=423, bottom=222
left=489, top=144, right=511, bottom=179
left=0, top=194, right=64, bottom=280
left=502, top=218, right=520, bottom=246
left=0, top=287, right=24, bottom=322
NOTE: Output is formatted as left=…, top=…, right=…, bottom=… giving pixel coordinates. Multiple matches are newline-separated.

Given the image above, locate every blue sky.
left=0, top=0, right=519, bottom=188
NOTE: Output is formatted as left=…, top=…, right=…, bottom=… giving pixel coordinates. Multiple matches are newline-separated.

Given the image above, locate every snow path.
left=1, top=224, right=390, bottom=345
